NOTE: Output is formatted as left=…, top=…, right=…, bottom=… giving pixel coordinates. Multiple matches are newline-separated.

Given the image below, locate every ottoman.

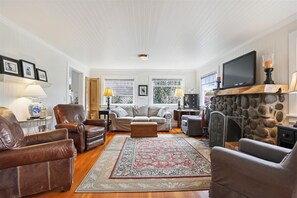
left=130, top=122, right=158, bottom=137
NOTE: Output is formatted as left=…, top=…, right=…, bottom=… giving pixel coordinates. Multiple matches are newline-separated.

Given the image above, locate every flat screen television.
left=222, top=51, right=256, bottom=89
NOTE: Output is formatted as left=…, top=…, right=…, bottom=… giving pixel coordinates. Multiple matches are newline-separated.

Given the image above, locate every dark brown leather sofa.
left=0, top=107, right=76, bottom=197
left=54, top=104, right=107, bottom=153
left=210, top=138, right=297, bottom=198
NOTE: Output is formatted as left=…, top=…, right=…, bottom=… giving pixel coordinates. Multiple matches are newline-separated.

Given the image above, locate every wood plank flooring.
left=32, top=129, right=209, bottom=198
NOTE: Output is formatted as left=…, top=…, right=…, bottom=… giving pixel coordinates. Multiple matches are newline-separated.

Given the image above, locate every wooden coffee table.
left=130, top=122, right=158, bottom=138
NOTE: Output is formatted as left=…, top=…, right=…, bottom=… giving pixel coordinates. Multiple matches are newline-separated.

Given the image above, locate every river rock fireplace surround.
left=209, top=84, right=288, bottom=145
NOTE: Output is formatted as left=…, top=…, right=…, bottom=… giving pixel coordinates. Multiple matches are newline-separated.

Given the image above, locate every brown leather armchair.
left=0, top=107, right=76, bottom=197
left=210, top=138, right=297, bottom=198
left=53, top=104, right=107, bottom=153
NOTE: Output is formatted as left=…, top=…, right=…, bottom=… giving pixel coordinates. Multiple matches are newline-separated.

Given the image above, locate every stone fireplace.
left=209, top=84, right=288, bottom=145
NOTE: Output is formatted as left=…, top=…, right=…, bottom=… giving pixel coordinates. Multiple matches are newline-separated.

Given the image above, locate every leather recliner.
left=0, top=107, right=76, bottom=197
left=53, top=104, right=107, bottom=153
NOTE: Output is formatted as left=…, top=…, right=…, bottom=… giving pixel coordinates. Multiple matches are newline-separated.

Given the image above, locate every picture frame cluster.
left=0, top=55, right=48, bottom=82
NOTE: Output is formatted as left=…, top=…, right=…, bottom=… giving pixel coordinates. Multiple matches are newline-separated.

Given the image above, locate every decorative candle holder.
left=216, top=76, right=221, bottom=89
left=264, top=68, right=275, bottom=84
left=262, top=53, right=274, bottom=84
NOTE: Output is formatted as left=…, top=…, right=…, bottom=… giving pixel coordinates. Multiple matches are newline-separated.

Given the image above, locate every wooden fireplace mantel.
left=214, top=84, right=288, bottom=96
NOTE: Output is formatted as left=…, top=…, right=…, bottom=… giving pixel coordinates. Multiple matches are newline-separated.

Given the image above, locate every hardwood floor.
left=32, top=129, right=209, bottom=198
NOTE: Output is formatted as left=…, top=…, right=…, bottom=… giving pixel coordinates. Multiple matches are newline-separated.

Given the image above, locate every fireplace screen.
left=209, top=111, right=243, bottom=147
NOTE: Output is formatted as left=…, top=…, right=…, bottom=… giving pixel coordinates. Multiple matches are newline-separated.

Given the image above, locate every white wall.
left=89, top=69, right=197, bottom=109
left=0, top=17, right=89, bottom=122
left=196, top=20, right=297, bottom=120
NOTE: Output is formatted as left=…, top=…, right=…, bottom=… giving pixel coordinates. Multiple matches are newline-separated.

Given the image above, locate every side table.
left=99, top=110, right=111, bottom=131
left=277, top=124, right=297, bottom=149
left=18, top=116, right=52, bottom=135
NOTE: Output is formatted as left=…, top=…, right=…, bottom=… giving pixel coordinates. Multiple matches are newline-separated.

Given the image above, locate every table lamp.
left=289, top=71, right=297, bottom=127
left=174, top=88, right=183, bottom=110
left=103, top=88, right=113, bottom=110
left=23, top=84, right=47, bottom=119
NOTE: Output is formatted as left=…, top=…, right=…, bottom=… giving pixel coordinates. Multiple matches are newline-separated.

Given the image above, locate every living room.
left=0, top=1, right=297, bottom=198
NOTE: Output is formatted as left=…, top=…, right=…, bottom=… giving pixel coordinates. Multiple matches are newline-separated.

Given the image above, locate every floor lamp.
left=103, top=88, right=113, bottom=110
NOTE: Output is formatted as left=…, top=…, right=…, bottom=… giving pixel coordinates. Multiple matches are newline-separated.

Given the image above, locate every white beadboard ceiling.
left=0, top=0, right=296, bottom=70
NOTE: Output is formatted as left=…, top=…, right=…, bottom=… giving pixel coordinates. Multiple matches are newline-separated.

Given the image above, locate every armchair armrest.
left=25, top=128, right=68, bottom=146
left=84, top=119, right=107, bottom=128
left=239, top=138, right=291, bottom=163
left=211, top=147, right=293, bottom=198
left=55, top=123, right=84, bottom=133
left=0, top=139, right=76, bottom=170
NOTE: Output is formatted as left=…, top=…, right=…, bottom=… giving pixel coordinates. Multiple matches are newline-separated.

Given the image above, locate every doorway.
left=68, top=66, right=83, bottom=105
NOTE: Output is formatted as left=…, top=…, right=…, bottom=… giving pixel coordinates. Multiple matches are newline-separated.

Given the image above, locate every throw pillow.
left=120, top=106, right=134, bottom=117
left=148, top=106, right=160, bottom=117
left=133, top=106, right=148, bottom=116
left=157, top=107, right=168, bottom=117
left=111, top=106, right=128, bottom=117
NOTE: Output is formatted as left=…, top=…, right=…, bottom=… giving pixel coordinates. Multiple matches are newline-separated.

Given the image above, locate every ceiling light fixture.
left=138, top=54, right=148, bottom=61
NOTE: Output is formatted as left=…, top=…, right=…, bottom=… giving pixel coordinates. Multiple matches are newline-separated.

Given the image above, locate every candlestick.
left=262, top=54, right=274, bottom=69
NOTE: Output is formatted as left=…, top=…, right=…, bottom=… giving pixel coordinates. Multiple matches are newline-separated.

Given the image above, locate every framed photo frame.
left=138, top=85, right=148, bottom=96
left=36, top=68, right=48, bottom=82
left=20, top=60, right=36, bottom=79
left=0, top=56, right=21, bottom=77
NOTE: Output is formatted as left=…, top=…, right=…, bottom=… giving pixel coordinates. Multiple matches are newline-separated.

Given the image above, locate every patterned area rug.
left=110, top=137, right=210, bottom=178
left=76, top=134, right=211, bottom=193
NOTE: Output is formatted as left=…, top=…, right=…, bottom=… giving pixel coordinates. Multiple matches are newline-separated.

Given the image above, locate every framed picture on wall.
left=36, top=68, right=48, bottom=82
left=20, top=60, right=36, bottom=79
left=138, top=85, right=148, bottom=96
left=0, top=56, right=21, bottom=77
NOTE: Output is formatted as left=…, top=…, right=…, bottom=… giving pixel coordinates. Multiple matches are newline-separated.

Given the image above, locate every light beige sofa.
left=109, top=106, right=172, bottom=131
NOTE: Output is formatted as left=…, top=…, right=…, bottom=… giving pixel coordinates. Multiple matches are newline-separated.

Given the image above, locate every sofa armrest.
left=25, top=128, right=68, bottom=146
left=84, top=119, right=107, bottom=128
left=164, top=112, right=172, bottom=120
left=239, top=138, right=291, bottom=163
left=55, top=123, right=84, bottom=133
left=109, top=112, right=118, bottom=121
left=0, top=139, right=76, bottom=169
left=211, top=147, right=293, bottom=198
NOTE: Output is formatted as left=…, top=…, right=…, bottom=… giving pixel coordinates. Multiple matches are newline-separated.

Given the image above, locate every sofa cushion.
left=111, top=106, right=128, bottom=117
left=115, top=117, right=134, bottom=123
left=120, top=106, right=134, bottom=117
left=149, top=117, right=166, bottom=124
left=133, top=116, right=149, bottom=122
left=157, top=107, right=169, bottom=117
left=133, top=106, right=148, bottom=116
left=148, top=106, right=161, bottom=117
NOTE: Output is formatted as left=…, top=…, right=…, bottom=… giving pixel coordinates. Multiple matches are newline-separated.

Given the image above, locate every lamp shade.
left=289, top=71, right=297, bottom=93
left=103, top=88, right=113, bottom=96
left=23, top=84, right=47, bottom=98
left=174, top=88, right=183, bottom=97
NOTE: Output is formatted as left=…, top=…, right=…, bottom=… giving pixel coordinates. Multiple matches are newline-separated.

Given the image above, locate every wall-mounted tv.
left=222, top=51, right=256, bottom=89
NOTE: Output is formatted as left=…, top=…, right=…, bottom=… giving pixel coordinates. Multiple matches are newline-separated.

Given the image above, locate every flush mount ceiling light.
left=138, top=54, right=148, bottom=61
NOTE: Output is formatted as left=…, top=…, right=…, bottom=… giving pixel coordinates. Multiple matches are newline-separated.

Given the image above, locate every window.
left=201, top=73, right=216, bottom=106
left=152, top=78, right=182, bottom=104
left=104, top=79, right=134, bottom=104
